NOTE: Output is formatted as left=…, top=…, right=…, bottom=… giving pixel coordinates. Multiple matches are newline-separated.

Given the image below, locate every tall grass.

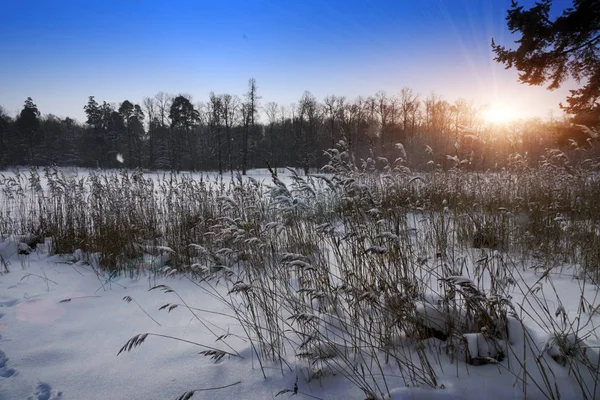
left=1, top=142, right=600, bottom=399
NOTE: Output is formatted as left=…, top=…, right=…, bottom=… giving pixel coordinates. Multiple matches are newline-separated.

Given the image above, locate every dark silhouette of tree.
left=0, top=106, right=13, bottom=167
left=221, top=94, right=238, bottom=176
left=142, top=96, right=158, bottom=168
left=342, top=97, right=364, bottom=161
left=297, top=91, right=319, bottom=174
left=107, top=108, right=124, bottom=167
left=208, top=93, right=224, bottom=174
left=83, top=96, right=109, bottom=166
left=264, top=101, right=279, bottom=168
left=169, top=95, right=200, bottom=170
left=492, top=0, right=600, bottom=119
left=118, top=100, right=135, bottom=167
left=17, top=97, right=42, bottom=164
left=130, top=104, right=145, bottom=167
left=84, top=96, right=102, bottom=128
left=40, top=114, right=62, bottom=165
left=242, top=78, right=260, bottom=175
left=117, top=100, right=145, bottom=167
left=374, top=92, right=389, bottom=152
left=170, top=96, right=199, bottom=129
left=60, top=117, right=83, bottom=166
left=399, top=87, right=419, bottom=137
left=153, top=92, right=173, bottom=169
left=324, top=95, right=346, bottom=150
left=3, top=76, right=595, bottom=172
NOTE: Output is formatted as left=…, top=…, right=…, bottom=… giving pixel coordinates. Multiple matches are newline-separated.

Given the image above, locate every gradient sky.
left=0, top=0, right=576, bottom=123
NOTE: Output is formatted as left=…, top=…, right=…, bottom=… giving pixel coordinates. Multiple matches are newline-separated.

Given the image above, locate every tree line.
left=0, top=78, right=592, bottom=173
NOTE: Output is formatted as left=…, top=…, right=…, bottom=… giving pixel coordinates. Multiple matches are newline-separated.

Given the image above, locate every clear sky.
left=0, top=0, right=575, bottom=123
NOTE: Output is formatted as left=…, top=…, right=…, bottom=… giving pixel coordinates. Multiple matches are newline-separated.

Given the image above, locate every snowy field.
left=0, top=167, right=302, bottom=188
left=0, top=239, right=598, bottom=399
left=0, top=166, right=599, bottom=399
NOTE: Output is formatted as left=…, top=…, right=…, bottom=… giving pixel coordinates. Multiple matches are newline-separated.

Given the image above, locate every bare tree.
left=264, top=101, right=279, bottom=168
left=242, top=78, right=260, bottom=175
left=221, top=94, right=239, bottom=176
left=423, top=92, right=439, bottom=134
left=399, top=87, right=420, bottom=136
left=149, top=92, right=173, bottom=169
left=298, top=91, right=319, bottom=174
left=154, top=92, right=172, bottom=127
left=142, top=97, right=157, bottom=168
left=324, top=95, right=337, bottom=149
left=208, top=93, right=224, bottom=174
left=342, top=96, right=364, bottom=160
left=375, top=91, right=391, bottom=149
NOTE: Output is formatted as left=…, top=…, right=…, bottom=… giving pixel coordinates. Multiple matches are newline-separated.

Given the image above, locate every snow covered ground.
left=0, top=167, right=303, bottom=188
left=0, top=237, right=599, bottom=400
left=0, top=242, right=303, bottom=400
left=0, top=167, right=599, bottom=400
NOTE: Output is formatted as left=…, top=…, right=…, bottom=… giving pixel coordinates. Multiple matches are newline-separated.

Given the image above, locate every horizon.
left=0, top=0, right=576, bottom=123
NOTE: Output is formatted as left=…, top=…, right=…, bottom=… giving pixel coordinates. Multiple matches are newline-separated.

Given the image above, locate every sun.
left=483, top=105, right=519, bottom=125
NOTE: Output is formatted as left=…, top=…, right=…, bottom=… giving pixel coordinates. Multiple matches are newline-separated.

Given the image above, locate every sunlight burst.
left=483, top=105, right=518, bottom=125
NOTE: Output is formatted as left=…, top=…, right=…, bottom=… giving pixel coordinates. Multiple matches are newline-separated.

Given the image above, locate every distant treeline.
left=0, top=78, right=595, bottom=173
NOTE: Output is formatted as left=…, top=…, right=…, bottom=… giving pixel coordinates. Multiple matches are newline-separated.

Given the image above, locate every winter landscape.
left=0, top=157, right=599, bottom=400
left=1, top=0, right=600, bottom=399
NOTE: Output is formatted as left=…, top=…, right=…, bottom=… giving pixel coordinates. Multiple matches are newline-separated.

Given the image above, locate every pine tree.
left=492, top=0, right=600, bottom=123
left=16, top=97, right=42, bottom=164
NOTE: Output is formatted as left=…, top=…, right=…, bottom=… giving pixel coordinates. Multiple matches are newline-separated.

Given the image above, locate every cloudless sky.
left=0, top=0, right=576, bottom=123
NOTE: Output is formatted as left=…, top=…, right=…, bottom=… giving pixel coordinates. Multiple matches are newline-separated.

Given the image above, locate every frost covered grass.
left=1, top=144, right=600, bottom=399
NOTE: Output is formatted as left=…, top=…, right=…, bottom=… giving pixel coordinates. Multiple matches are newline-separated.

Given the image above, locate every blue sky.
left=0, top=0, right=575, bottom=123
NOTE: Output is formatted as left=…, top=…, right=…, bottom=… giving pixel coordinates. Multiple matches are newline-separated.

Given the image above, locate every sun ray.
left=483, top=105, right=518, bottom=125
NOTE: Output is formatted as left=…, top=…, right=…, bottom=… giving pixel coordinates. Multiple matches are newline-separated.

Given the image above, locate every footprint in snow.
left=27, top=382, right=62, bottom=400
left=0, top=350, right=61, bottom=398
left=0, top=350, right=16, bottom=378
left=0, top=299, right=19, bottom=308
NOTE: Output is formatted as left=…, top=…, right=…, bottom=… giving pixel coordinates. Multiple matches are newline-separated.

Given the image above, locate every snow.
left=0, top=238, right=596, bottom=400
left=0, top=168, right=599, bottom=399
left=0, top=248, right=292, bottom=399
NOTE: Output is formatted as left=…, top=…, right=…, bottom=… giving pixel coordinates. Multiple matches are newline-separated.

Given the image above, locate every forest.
left=1, top=78, right=595, bottom=174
